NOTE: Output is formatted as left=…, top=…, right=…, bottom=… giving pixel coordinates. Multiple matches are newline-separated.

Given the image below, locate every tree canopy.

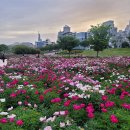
left=88, top=24, right=110, bottom=57
left=58, top=36, right=79, bottom=53
left=13, top=45, right=40, bottom=55
left=0, top=44, right=9, bottom=53
left=79, top=40, right=90, bottom=47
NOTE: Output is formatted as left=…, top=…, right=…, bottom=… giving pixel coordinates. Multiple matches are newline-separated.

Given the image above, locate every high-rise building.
left=76, top=32, right=87, bottom=41
left=35, top=33, right=46, bottom=48
left=58, top=25, right=76, bottom=40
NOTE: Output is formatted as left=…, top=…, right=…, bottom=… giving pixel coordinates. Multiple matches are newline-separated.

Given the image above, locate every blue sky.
left=0, top=0, right=130, bottom=44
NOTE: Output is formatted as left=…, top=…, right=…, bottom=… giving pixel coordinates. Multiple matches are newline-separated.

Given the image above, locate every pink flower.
left=23, top=81, right=29, bottom=86
left=102, top=95, right=108, bottom=101
left=80, top=104, right=85, bottom=108
left=9, top=118, right=15, bottom=122
left=122, top=103, right=130, bottom=110
left=107, top=88, right=116, bottom=94
left=51, top=98, right=61, bottom=103
left=10, top=93, right=17, bottom=98
left=86, top=104, right=94, bottom=113
left=16, top=120, right=24, bottom=126
left=63, top=93, right=69, bottom=98
left=101, top=108, right=107, bottom=113
left=88, top=113, right=95, bottom=118
left=44, top=126, right=52, bottom=130
left=0, top=118, right=8, bottom=124
left=100, top=103, right=105, bottom=108
left=73, top=104, right=82, bottom=110
left=110, top=115, right=118, bottom=123
left=72, top=95, right=80, bottom=101
left=105, top=101, right=115, bottom=108
left=64, top=100, right=71, bottom=107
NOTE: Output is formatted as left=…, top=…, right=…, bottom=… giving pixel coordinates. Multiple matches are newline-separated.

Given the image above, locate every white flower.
left=39, top=116, right=46, bottom=122
left=53, top=112, right=59, bottom=116
left=7, top=106, right=13, bottom=111
left=60, top=111, right=66, bottom=116
left=60, top=122, right=65, bottom=127
left=18, top=101, right=22, bottom=105
left=0, top=98, right=6, bottom=102
left=66, top=120, right=71, bottom=126
left=99, top=90, right=105, bottom=95
left=7, top=114, right=16, bottom=118
left=34, top=104, right=38, bottom=108
left=0, top=112, right=8, bottom=115
left=28, top=103, right=32, bottom=107
left=44, top=126, right=52, bottom=130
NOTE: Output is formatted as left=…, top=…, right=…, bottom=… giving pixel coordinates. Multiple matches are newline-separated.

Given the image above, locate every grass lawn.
left=82, top=48, right=130, bottom=57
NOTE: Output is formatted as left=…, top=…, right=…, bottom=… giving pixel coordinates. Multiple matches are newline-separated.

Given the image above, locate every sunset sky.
left=0, top=0, right=130, bottom=44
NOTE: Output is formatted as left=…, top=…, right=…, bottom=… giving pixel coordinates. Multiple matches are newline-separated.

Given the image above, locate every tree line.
left=0, top=24, right=130, bottom=57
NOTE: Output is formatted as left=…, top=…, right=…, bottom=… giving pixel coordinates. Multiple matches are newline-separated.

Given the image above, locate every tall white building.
left=58, top=25, right=76, bottom=39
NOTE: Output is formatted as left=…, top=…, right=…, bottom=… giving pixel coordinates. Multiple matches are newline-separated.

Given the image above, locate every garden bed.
left=0, top=56, right=130, bottom=130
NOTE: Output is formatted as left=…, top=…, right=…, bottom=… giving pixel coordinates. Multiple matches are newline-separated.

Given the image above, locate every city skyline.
left=0, top=0, right=130, bottom=44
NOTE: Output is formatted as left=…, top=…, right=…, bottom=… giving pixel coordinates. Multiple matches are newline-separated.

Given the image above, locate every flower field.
left=0, top=56, right=130, bottom=130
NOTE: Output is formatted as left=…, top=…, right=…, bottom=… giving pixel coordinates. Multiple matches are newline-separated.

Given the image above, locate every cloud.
left=0, top=0, right=130, bottom=44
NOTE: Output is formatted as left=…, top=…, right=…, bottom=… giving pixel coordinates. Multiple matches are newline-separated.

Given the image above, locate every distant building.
left=58, top=25, right=76, bottom=40
left=102, top=20, right=117, bottom=36
left=76, top=32, right=87, bottom=41
left=125, top=21, right=130, bottom=36
left=35, top=33, right=46, bottom=48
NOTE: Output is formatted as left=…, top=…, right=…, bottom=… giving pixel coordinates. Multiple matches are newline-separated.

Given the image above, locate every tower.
left=38, top=33, right=42, bottom=42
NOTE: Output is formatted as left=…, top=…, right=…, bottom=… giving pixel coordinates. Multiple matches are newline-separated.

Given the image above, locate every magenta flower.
left=16, top=120, right=24, bottom=126
left=0, top=118, right=8, bottom=124
left=51, top=98, right=61, bottom=103
left=110, top=115, right=118, bottom=123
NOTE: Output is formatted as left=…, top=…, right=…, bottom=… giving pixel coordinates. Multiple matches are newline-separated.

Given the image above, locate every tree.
left=122, top=41, right=130, bottom=48
left=127, top=33, right=130, bottom=44
left=12, top=45, right=38, bottom=55
left=58, top=36, right=79, bottom=56
left=79, top=40, right=90, bottom=47
left=0, top=44, right=9, bottom=54
left=87, top=24, right=110, bottom=57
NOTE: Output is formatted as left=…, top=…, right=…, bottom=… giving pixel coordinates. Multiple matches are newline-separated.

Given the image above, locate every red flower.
left=110, top=115, right=118, bottom=123
left=102, top=95, right=108, bottom=101
left=16, top=120, right=24, bottom=126
left=39, top=95, right=44, bottom=102
left=64, top=100, right=71, bottom=107
left=35, top=90, right=39, bottom=95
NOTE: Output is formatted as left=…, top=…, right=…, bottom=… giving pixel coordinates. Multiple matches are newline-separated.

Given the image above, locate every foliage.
left=12, top=45, right=40, bottom=55
left=122, top=41, right=130, bottom=48
left=0, top=44, right=9, bottom=53
left=58, top=36, right=79, bottom=53
left=40, top=44, right=60, bottom=52
left=88, top=24, right=110, bottom=57
left=79, top=39, right=90, bottom=47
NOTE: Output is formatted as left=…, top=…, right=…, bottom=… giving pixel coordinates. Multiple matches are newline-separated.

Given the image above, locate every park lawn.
left=82, top=48, right=130, bottom=57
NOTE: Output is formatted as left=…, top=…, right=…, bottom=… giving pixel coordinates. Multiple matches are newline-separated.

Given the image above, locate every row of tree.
left=41, top=24, right=110, bottom=57
left=1, top=24, right=130, bottom=57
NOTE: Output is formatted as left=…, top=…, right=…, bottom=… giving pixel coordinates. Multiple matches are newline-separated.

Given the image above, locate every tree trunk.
left=96, top=51, right=99, bottom=58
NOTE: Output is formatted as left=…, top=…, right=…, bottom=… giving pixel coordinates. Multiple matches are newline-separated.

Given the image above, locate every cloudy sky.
left=0, top=0, right=130, bottom=44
